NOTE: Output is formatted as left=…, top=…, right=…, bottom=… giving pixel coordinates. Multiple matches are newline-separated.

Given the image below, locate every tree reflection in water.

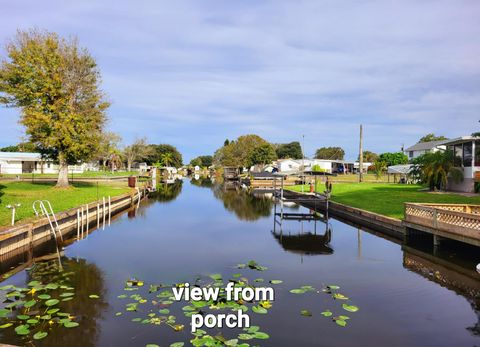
left=149, top=180, right=183, bottom=203
left=212, top=183, right=274, bottom=221
left=0, top=257, right=107, bottom=347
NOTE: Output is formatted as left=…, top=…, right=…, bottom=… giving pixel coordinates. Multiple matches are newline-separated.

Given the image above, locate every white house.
left=0, top=152, right=96, bottom=175
left=276, top=158, right=370, bottom=174
left=443, top=136, right=480, bottom=193
left=404, top=140, right=446, bottom=160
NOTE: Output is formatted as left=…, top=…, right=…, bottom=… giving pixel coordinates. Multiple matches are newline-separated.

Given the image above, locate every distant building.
left=0, top=152, right=96, bottom=174
left=275, top=158, right=370, bottom=174
left=404, top=140, right=446, bottom=160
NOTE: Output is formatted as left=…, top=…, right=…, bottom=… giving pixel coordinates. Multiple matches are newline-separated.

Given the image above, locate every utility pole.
left=359, top=124, right=363, bottom=183
left=301, top=134, right=305, bottom=193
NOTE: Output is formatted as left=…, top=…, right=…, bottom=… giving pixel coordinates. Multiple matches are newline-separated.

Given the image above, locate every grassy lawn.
left=0, top=181, right=131, bottom=227
left=288, top=182, right=480, bottom=219
left=0, top=171, right=138, bottom=179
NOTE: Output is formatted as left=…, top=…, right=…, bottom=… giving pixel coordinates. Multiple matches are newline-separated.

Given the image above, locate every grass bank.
left=0, top=171, right=138, bottom=179
left=0, top=181, right=131, bottom=227
left=288, top=182, right=480, bottom=219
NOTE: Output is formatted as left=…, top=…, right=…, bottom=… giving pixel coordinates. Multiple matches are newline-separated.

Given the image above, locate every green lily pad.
left=289, top=289, right=306, bottom=294
left=24, top=299, right=36, bottom=308
left=335, top=319, right=347, bottom=327
left=252, top=305, right=267, bottom=314
left=45, top=299, right=60, bottom=306
left=254, top=332, right=270, bottom=339
left=33, top=331, right=48, bottom=340
left=321, top=310, right=333, bottom=317
left=14, top=324, right=30, bottom=335
left=342, top=304, right=359, bottom=312
left=301, top=310, right=312, bottom=317
left=89, top=294, right=100, bottom=299
left=170, top=343, right=184, bottom=347
left=38, top=294, right=51, bottom=300
left=64, top=321, right=79, bottom=328
left=0, top=323, right=13, bottom=329
left=269, top=280, right=283, bottom=284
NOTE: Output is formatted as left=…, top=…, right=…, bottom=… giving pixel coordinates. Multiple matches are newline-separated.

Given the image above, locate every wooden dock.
left=404, top=203, right=480, bottom=247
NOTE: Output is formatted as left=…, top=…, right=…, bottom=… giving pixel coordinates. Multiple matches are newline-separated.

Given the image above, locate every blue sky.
left=1, top=0, right=479, bottom=161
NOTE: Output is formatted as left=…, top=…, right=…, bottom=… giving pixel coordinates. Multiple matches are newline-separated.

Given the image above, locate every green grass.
left=0, top=171, right=138, bottom=179
left=288, top=182, right=480, bottom=219
left=0, top=181, right=131, bottom=227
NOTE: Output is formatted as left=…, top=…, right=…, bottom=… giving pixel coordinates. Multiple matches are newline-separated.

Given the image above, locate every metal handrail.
left=32, top=200, right=64, bottom=242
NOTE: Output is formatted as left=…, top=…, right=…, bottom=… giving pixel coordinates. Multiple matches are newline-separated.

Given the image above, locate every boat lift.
left=32, top=200, right=64, bottom=243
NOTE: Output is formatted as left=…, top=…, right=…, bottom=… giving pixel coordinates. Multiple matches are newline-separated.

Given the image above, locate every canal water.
left=0, top=178, right=479, bottom=347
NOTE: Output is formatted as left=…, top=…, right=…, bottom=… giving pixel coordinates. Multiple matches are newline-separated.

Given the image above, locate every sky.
left=0, top=0, right=479, bottom=162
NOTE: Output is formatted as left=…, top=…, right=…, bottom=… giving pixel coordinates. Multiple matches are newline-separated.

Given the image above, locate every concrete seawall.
left=0, top=188, right=147, bottom=262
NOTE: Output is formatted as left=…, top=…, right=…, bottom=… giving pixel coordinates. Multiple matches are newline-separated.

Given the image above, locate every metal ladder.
left=33, top=200, right=64, bottom=243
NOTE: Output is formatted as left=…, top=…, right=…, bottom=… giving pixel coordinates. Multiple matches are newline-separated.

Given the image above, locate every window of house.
left=409, top=151, right=413, bottom=158
left=454, top=144, right=463, bottom=167
left=475, top=141, right=480, bottom=167
left=47, top=163, right=51, bottom=168
left=463, top=142, right=472, bottom=167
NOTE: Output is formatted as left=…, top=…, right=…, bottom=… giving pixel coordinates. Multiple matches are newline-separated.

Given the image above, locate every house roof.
left=404, top=140, right=447, bottom=152
left=0, top=152, right=41, bottom=161
left=441, top=136, right=480, bottom=146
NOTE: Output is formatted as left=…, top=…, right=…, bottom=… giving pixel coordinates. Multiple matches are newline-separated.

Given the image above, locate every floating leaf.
left=269, top=280, right=283, bottom=284
left=28, top=280, right=41, bottom=287
left=89, top=294, right=100, bottom=299
left=17, top=314, right=30, bottom=320
left=0, top=309, right=9, bottom=318
left=0, top=323, right=13, bottom=329
left=252, top=305, right=267, bottom=314
left=335, top=319, right=347, bottom=327
left=332, top=293, right=349, bottom=300
left=238, top=333, right=254, bottom=340
left=209, top=274, right=222, bottom=281
left=14, top=324, right=30, bottom=335
left=45, top=299, right=60, bottom=306
left=146, top=345, right=160, bottom=347
left=33, top=331, right=48, bottom=340
left=115, top=312, right=122, bottom=316
left=60, top=292, right=75, bottom=297
left=38, top=294, right=51, bottom=300
left=24, top=299, right=36, bottom=308
left=301, top=310, right=312, bottom=317
left=321, top=310, right=333, bottom=317
left=327, top=285, right=340, bottom=290
left=289, top=289, right=306, bottom=294
left=170, top=343, right=184, bottom=347
left=254, top=332, right=270, bottom=339
left=342, top=304, right=359, bottom=312
left=64, top=321, right=79, bottom=328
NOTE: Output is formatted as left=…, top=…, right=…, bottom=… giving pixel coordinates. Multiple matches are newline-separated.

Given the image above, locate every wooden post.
left=77, top=209, right=80, bottom=239
left=80, top=206, right=84, bottom=238
left=108, top=196, right=111, bottom=226
left=102, top=197, right=106, bottom=229
left=97, top=203, right=100, bottom=229
left=85, top=204, right=89, bottom=233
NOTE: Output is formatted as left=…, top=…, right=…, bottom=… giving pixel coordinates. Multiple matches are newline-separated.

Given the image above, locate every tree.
left=410, top=150, right=463, bottom=191
left=315, top=147, right=345, bottom=160
left=275, top=141, right=302, bottom=159
left=145, top=144, right=182, bottom=168
left=418, top=133, right=448, bottom=143
left=224, top=139, right=230, bottom=146
left=214, top=134, right=269, bottom=168
left=373, top=160, right=387, bottom=180
left=123, top=138, right=151, bottom=172
left=248, top=144, right=277, bottom=167
left=190, top=155, right=213, bottom=167
left=0, top=145, right=19, bottom=152
left=378, top=152, right=408, bottom=166
left=471, top=132, right=480, bottom=137
left=96, top=132, right=122, bottom=170
left=0, top=30, right=109, bottom=187
left=360, top=151, right=378, bottom=163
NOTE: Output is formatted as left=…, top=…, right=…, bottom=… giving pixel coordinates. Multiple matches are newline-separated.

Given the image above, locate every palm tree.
left=411, top=150, right=463, bottom=191
left=160, top=152, right=174, bottom=167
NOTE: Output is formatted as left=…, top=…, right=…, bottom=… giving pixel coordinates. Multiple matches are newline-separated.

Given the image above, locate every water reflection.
left=0, top=257, right=107, bottom=347
left=212, top=184, right=273, bottom=221
left=149, top=180, right=183, bottom=203
left=272, top=202, right=333, bottom=255
left=402, top=245, right=480, bottom=335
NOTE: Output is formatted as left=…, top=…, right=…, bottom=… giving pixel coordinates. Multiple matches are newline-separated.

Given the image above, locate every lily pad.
left=33, top=331, right=48, bottom=340
left=342, top=304, right=359, bottom=312
left=89, top=294, right=100, bottom=299
left=269, top=280, right=283, bottom=284
left=289, top=288, right=306, bottom=294
left=45, top=299, right=60, bottom=306
left=64, top=321, right=80, bottom=328
left=14, top=324, right=30, bottom=335
left=301, top=309, right=312, bottom=317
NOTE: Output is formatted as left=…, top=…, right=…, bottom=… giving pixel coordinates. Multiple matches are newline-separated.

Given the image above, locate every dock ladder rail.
left=32, top=200, right=64, bottom=243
